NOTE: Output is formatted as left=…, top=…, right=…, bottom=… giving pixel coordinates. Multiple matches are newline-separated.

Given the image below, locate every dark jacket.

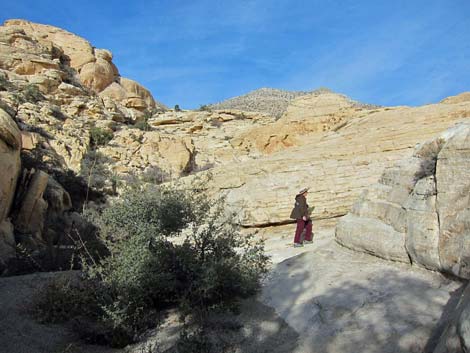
left=290, top=194, right=309, bottom=220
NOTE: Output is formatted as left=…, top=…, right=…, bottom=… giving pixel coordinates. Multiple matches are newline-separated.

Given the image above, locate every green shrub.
left=22, top=84, right=45, bottom=103
left=177, top=328, right=212, bottom=353
left=31, top=275, right=101, bottom=324
left=140, top=165, right=170, bottom=184
left=198, top=104, right=211, bottom=112
left=134, top=120, right=151, bottom=131
left=33, top=184, right=269, bottom=348
left=0, top=75, right=12, bottom=91
left=80, top=150, right=112, bottom=191
left=174, top=104, right=181, bottom=112
left=93, top=187, right=201, bottom=239
left=90, top=127, right=113, bottom=147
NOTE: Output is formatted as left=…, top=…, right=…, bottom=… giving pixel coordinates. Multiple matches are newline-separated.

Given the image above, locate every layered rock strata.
left=336, top=122, right=470, bottom=279
left=193, top=96, right=470, bottom=227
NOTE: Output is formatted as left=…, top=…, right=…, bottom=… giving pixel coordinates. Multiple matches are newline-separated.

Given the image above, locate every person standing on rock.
left=290, top=187, right=313, bottom=247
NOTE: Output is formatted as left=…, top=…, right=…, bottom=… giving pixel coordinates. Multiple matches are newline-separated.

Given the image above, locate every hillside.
left=209, top=87, right=311, bottom=118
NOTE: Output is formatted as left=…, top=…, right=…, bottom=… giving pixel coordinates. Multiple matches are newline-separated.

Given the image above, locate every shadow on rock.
left=262, top=248, right=463, bottom=353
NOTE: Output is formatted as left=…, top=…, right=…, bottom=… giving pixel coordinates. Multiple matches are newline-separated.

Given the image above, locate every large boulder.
left=0, top=108, right=21, bottom=223
left=436, top=125, right=470, bottom=278
left=98, top=129, right=194, bottom=178
left=13, top=169, right=49, bottom=237
left=79, top=49, right=119, bottom=92
left=5, top=19, right=95, bottom=69
left=100, top=77, right=158, bottom=112
left=433, top=282, right=470, bottom=353
left=336, top=122, right=470, bottom=279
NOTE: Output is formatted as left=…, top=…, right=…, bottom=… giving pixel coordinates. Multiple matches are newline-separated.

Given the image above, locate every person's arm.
left=299, top=197, right=309, bottom=220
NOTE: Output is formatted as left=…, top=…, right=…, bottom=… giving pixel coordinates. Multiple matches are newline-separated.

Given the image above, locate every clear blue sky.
left=2, top=0, right=470, bottom=109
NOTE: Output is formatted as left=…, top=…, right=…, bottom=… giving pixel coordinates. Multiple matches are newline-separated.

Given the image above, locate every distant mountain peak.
left=208, top=87, right=317, bottom=118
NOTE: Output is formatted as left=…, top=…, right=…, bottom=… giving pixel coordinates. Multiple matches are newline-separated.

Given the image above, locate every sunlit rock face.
left=198, top=95, right=470, bottom=227
left=336, top=122, right=470, bottom=280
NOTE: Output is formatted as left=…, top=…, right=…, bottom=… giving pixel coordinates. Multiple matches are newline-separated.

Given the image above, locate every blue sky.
left=2, top=0, right=470, bottom=109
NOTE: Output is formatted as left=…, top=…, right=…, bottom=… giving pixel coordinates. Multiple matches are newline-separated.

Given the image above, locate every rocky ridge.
left=209, top=87, right=311, bottom=118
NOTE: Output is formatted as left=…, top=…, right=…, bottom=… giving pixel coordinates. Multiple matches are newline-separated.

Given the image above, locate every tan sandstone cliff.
left=189, top=92, right=470, bottom=227
left=0, top=19, right=170, bottom=273
left=335, top=122, right=470, bottom=279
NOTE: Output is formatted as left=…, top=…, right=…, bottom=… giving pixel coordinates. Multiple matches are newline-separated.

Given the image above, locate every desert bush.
left=32, top=183, right=268, bottom=348
left=80, top=150, right=111, bottom=190
left=22, top=84, right=45, bottom=103
left=174, top=104, right=181, bottom=112
left=0, top=75, right=12, bottom=91
left=141, top=165, right=170, bottom=184
left=134, top=120, right=151, bottom=131
left=93, top=186, right=202, bottom=239
left=90, top=127, right=113, bottom=147
left=134, top=111, right=152, bottom=131
left=177, top=328, right=212, bottom=353
left=198, top=104, right=211, bottom=112
left=31, top=275, right=101, bottom=324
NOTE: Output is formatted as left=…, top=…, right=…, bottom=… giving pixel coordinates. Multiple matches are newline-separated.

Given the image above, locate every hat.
left=297, top=187, right=309, bottom=195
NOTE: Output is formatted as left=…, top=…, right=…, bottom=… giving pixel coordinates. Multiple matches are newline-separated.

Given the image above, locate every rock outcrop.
left=3, top=19, right=164, bottom=113
left=194, top=98, right=470, bottom=227
left=433, top=282, right=470, bottom=353
left=230, top=92, right=368, bottom=155
left=0, top=108, right=21, bottom=270
left=336, top=122, right=470, bottom=279
left=261, top=226, right=463, bottom=353
left=0, top=18, right=171, bottom=273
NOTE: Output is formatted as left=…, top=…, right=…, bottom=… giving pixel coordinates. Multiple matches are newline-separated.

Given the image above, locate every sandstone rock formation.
left=336, top=122, right=470, bottom=279
left=0, top=18, right=170, bottom=273
left=261, top=227, right=463, bottom=353
left=79, top=49, right=119, bottom=92
left=0, top=107, right=21, bottom=270
left=433, top=282, right=470, bottom=353
left=193, top=97, right=470, bottom=227
left=14, top=169, right=49, bottom=236
left=1, top=18, right=470, bottom=282
left=230, top=91, right=369, bottom=154
left=441, top=91, right=470, bottom=105
left=3, top=19, right=164, bottom=113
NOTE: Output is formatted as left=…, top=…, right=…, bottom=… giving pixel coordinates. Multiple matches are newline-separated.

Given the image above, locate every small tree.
left=174, top=104, right=181, bottom=112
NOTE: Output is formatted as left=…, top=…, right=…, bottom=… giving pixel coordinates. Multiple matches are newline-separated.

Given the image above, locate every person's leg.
left=293, top=219, right=305, bottom=244
left=304, top=220, right=313, bottom=242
